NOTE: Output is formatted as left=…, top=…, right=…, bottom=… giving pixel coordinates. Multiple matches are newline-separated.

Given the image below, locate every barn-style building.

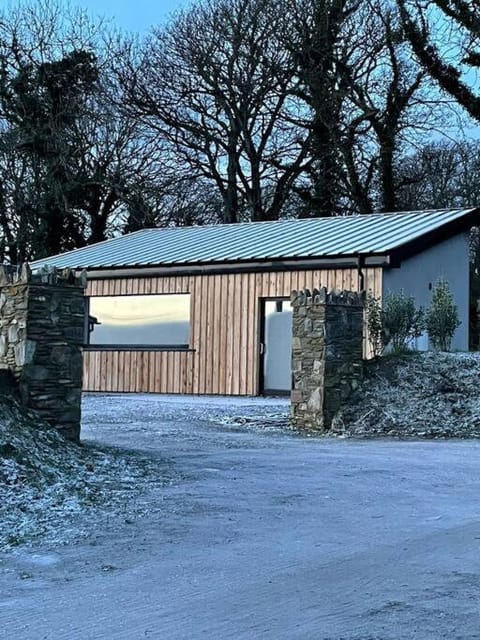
left=35, top=208, right=478, bottom=395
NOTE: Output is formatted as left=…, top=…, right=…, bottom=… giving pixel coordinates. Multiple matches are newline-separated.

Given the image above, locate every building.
left=35, top=208, right=478, bottom=395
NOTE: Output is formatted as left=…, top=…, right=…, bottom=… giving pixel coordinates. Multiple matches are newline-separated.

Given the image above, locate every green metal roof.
left=33, top=208, right=479, bottom=270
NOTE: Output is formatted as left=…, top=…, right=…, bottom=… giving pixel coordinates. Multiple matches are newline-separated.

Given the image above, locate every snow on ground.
left=1, top=392, right=289, bottom=552
left=336, top=352, right=480, bottom=438
left=3, top=393, right=480, bottom=639
left=0, top=393, right=165, bottom=551
left=3, top=351, right=480, bottom=552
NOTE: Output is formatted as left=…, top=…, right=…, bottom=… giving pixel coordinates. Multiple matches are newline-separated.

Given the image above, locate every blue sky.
left=72, top=0, right=189, bottom=33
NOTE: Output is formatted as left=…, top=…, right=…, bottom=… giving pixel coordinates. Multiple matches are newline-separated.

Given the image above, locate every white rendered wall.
left=382, top=232, right=470, bottom=351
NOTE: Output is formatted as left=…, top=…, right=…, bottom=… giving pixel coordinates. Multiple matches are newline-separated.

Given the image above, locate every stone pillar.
left=0, top=265, right=87, bottom=441
left=290, top=287, right=364, bottom=431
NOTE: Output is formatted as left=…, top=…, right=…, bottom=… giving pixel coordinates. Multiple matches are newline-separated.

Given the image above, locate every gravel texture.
left=333, top=352, right=480, bottom=439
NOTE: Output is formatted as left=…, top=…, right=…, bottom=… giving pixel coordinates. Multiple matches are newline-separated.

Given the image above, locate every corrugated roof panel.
left=32, top=208, right=479, bottom=270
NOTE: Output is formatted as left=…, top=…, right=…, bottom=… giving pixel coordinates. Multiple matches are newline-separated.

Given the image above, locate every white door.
left=262, top=299, right=292, bottom=393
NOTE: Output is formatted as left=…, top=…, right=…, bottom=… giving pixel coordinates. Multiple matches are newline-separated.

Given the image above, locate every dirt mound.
left=0, top=392, right=158, bottom=550
left=334, top=352, right=480, bottom=439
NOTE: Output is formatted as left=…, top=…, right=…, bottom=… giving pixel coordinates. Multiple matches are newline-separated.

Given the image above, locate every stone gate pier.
left=0, top=265, right=86, bottom=441
left=290, top=288, right=364, bottom=431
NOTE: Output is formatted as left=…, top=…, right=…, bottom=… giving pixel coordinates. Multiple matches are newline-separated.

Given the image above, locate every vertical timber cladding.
left=83, top=267, right=382, bottom=395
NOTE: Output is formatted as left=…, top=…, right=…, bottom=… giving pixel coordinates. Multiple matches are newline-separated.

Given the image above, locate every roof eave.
left=82, top=254, right=391, bottom=279
left=387, top=206, right=480, bottom=266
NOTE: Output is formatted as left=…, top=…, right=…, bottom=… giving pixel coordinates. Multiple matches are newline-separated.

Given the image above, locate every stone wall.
left=0, top=264, right=86, bottom=441
left=291, top=288, right=364, bottom=431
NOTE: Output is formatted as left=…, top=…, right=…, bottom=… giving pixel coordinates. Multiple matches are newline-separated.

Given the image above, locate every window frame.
left=84, top=292, right=193, bottom=352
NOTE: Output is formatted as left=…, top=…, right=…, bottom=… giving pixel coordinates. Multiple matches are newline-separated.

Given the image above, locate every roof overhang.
left=82, top=254, right=390, bottom=279
left=387, top=206, right=480, bottom=267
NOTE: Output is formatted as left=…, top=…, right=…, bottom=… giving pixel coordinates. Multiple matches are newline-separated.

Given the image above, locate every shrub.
left=366, top=293, right=384, bottom=358
left=382, top=290, right=424, bottom=353
left=365, top=290, right=423, bottom=356
left=426, top=279, right=460, bottom=351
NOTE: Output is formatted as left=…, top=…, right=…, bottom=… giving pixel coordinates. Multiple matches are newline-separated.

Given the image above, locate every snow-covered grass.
left=0, top=393, right=161, bottom=551
left=335, top=352, right=480, bottom=439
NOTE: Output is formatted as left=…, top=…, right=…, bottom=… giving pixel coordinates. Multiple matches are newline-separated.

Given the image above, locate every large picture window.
left=87, top=294, right=190, bottom=348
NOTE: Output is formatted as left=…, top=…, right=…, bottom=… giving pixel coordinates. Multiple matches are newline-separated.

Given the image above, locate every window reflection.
left=88, top=294, right=190, bottom=347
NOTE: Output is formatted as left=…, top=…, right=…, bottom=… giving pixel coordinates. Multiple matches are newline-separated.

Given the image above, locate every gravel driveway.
left=1, top=394, right=480, bottom=639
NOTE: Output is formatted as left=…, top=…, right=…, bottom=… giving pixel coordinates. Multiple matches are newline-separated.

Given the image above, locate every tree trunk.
left=302, top=111, right=339, bottom=217
left=378, top=131, right=397, bottom=212
left=224, top=129, right=239, bottom=223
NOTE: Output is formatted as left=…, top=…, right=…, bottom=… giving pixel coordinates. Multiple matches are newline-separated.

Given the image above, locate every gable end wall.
left=383, top=232, right=469, bottom=351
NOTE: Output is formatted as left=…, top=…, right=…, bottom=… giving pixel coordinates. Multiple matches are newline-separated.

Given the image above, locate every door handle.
left=259, top=342, right=265, bottom=355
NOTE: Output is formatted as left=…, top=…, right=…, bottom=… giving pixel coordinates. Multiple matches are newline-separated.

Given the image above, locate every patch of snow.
left=0, top=393, right=163, bottom=551
left=333, top=352, right=480, bottom=439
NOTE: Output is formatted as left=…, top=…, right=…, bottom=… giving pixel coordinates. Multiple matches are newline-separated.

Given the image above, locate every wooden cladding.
left=83, top=267, right=382, bottom=395
left=83, top=350, right=194, bottom=394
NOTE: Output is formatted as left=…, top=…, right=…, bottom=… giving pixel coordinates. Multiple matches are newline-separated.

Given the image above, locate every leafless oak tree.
left=119, top=0, right=310, bottom=223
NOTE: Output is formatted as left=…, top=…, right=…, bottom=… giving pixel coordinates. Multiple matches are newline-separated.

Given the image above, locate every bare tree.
left=338, top=2, right=432, bottom=212
left=396, top=140, right=480, bottom=211
left=119, top=0, right=309, bottom=223
left=280, top=0, right=363, bottom=216
left=120, top=0, right=457, bottom=222
left=397, top=0, right=480, bottom=122
left=280, top=0, right=439, bottom=214
left=0, top=0, right=476, bottom=262
left=123, top=178, right=223, bottom=233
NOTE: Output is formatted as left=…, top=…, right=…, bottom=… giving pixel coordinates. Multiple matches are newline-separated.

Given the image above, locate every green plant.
left=426, top=279, right=460, bottom=351
left=366, top=292, right=384, bottom=358
left=382, top=290, right=424, bottom=353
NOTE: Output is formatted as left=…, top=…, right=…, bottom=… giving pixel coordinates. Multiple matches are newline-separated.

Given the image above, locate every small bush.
left=365, top=290, right=424, bottom=356
left=426, top=279, right=460, bottom=351
left=382, top=290, right=424, bottom=353
left=366, top=293, right=384, bottom=358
